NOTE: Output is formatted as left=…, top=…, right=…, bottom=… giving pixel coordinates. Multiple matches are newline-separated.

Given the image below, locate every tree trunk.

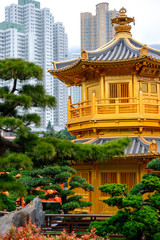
left=0, top=135, right=22, bottom=156
left=141, top=233, right=146, bottom=240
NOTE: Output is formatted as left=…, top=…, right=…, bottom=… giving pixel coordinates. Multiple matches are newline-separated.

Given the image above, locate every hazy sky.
left=0, top=0, right=160, bottom=48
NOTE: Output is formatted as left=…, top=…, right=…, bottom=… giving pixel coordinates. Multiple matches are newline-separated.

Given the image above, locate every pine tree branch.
left=139, top=190, right=154, bottom=194
left=11, top=78, right=17, bottom=93
left=2, top=105, right=18, bottom=117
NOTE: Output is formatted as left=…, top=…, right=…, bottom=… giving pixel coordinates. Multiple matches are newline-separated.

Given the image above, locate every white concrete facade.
left=0, top=0, right=68, bottom=129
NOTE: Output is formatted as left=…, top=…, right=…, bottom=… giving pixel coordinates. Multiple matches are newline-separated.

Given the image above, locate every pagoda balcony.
left=67, top=95, right=160, bottom=125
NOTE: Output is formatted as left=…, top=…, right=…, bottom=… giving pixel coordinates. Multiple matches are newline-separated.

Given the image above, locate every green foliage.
left=0, top=193, right=16, bottom=211
left=154, top=233, right=160, bottom=240
left=20, top=84, right=56, bottom=108
left=31, top=140, right=56, bottom=166
left=13, top=165, right=94, bottom=213
left=14, top=129, right=39, bottom=152
left=91, top=158, right=160, bottom=240
left=0, top=58, right=43, bottom=81
left=0, top=58, right=56, bottom=156
left=99, top=183, right=128, bottom=197
left=149, top=192, right=160, bottom=210
left=122, top=194, right=143, bottom=209
left=44, top=203, right=61, bottom=214
left=0, top=57, right=56, bottom=209
left=1, top=153, right=33, bottom=170
left=69, top=176, right=94, bottom=191
left=0, top=59, right=130, bottom=213
left=129, top=181, right=144, bottom=195
left=42, top=136, right=130, bottom=164
left=147, top=158, right=160, bottom=170
left=24, top=195, right=38, bottom=204
left=0, top=173, right=27, bottom=197
left=44, top=124, right=76, bottom=140
left=0, top=117, right=24, bottom=132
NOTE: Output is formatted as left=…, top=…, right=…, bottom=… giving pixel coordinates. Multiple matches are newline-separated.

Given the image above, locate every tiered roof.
left=49, top=7, right=160, bottom=79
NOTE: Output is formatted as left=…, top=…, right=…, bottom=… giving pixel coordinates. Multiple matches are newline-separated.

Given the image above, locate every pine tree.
left=0, top=58, right=56, bottom=155
left=10, top=166, right=93, bottom=214
left=0, top=58, right=56, bottom=210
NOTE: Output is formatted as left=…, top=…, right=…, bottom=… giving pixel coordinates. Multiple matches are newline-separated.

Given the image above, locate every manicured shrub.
left=154, top=232, right=160, bottom=240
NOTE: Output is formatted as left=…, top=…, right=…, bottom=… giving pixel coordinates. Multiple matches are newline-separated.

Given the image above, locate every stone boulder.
left=0, top=197, right=45, bottom=236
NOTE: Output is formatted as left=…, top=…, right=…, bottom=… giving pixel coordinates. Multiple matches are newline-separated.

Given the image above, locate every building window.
left=142, top=83, right=148, bottom=92
left=100, top=172, right=117, bottom=196
left=109, top=82, right=129, bottom=103
left=120, top=172, right=137, bottom=190
left=151, top=84, right=157, bottom=93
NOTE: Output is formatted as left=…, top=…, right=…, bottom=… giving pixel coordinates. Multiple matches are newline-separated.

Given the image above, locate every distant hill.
left=149, top=44, right=160, bottom=50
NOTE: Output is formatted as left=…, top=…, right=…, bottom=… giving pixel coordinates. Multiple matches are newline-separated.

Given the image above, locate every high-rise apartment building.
left=81, top=2, right=119, bottom=50
left=68, top=52, right=82, bottom=104
left=53, top=22, right=68, bottom=128
left=0, top=0, right=68, bottom=129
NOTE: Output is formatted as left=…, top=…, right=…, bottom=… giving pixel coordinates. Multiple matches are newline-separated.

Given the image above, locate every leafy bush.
left=154, top=233, right=160, bottom=240
left=89, top=158, right=160, bottom=240
left=0, top=193, right=16, bottom=211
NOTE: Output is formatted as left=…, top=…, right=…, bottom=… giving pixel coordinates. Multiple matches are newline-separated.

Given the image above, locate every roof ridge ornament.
left=140, top=45, right=149, bottom=57
left=111, top=7, right=135, bottom=38
left=81, top=49, right=88, bottom=60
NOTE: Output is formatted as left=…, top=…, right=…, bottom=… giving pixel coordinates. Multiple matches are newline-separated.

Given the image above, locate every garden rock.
left=0, top=197, right=45, bottom=236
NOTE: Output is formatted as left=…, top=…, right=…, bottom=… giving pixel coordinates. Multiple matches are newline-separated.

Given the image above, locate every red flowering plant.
left=0, top=221, right=110, bottom=240
left=55, top=228, right=109, bottom=240
left=0, top=220, right=47, bottom=240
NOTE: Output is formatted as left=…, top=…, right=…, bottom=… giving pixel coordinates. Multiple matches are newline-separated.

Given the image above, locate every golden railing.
left=68, top=96, right=160, bottom=123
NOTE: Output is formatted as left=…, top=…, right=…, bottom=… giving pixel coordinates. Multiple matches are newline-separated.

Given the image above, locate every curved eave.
left=48, top=55, right=160, bottom=86
left=52, top=58, right=80, bottom=70
left=49, top=55, right=160, bottom=75
left=49, top=37, right=160, bottom=76
left=129, top=37, right=160, bottom=53
left=48, top=58, right=85, bottom=77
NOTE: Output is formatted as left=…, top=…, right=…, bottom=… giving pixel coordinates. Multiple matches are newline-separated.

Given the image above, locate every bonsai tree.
left=0, top=136, right=130, bottom=212
left=90, top=158, right=160, bottom=240
left=10, top=165, right=94, bottom=214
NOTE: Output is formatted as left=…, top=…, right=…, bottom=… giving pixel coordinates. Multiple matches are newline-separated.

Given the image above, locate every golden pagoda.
left=49, top=8, right=160, bottom=214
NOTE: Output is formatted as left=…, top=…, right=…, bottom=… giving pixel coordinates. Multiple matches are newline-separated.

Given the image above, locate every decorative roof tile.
left=53, top=38, right=160, bottom=72
left=74, top=137, right=160, bottom=157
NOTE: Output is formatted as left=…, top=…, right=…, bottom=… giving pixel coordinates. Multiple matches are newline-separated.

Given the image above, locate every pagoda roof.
left=51, top=37, right=160, bottom=72
left=73, top=137, right=160, bottom=157
left=48, top=7, right=160, bottom=85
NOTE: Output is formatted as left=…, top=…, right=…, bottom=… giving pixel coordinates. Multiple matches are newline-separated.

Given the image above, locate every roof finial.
left=111, top=7, right=135, bottom=38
